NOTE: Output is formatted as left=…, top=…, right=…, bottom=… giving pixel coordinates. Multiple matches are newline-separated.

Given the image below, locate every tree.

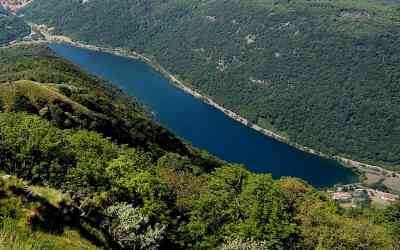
left=220, top=238, right=266, bottom=250
left=296, top=197, right=394, bottom=249
left=12, top=95, right=38, bottom=114
left=382, top=202, right=400, bottom=246
left=185, top=166, right=295, bottom=249
left=156, top=153, right=193, bottom=172
left=104, top=203, right=166, bottom=250
left=106, top=149, right=152, bottom=186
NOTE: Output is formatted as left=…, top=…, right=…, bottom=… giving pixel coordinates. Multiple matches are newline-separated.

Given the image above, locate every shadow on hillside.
left=9, top=184, right=112, bottom=248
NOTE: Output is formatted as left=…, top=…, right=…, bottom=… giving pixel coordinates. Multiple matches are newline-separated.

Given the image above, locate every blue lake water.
left=49, top=43, right=358, bottom=187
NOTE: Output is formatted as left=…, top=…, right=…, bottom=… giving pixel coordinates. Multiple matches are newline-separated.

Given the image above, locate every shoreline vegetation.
left=14, top=23, right=399, bottom=192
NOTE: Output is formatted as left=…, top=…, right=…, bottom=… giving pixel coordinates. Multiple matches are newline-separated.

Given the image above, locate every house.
left=380, top=192, right=399, bottom=202
left=332, top=192, right=352, bottom=203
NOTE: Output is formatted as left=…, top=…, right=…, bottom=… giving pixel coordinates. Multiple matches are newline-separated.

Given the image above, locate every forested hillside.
left=0, top=6, right=29, bottom=44
left=0, top=44, right=399, bottom=249
left=21, top=0, right=400, bottom=170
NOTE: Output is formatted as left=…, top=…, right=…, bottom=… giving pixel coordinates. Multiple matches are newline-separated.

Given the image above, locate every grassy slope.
left=20, top=0, right=400, bottom=170
left=0, top=175, right=99, bottom=250
left=0, top=80, right=91, bottom=113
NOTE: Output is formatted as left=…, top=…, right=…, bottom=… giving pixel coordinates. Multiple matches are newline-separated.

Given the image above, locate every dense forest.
left=0, top=6, right=29, bottom=45
left=21, top=0, right=400, bottom=170
left=0, top=44, right=399, bottom=249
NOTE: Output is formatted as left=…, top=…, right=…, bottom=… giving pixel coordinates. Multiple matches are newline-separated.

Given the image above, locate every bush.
left=105, top=203, right=166, bottom=250
left=12, top=95, right=38, bottom=114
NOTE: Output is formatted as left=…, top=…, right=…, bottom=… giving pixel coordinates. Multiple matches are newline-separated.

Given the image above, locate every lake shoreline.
left=29, top=25, right=400, bottom=190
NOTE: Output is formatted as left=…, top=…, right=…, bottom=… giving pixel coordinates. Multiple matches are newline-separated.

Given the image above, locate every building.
left=380, top=192, right=399, bottom=202
left=332, top=192, right=352, bottom=203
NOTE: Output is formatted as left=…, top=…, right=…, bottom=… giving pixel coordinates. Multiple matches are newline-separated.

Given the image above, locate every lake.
left=49, top=43, right=358, bottom=187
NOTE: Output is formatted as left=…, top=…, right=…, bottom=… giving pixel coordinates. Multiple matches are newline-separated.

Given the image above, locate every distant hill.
left=0, top=6, right=29, bottom=44
left=20, top=0, right=400, bottom=170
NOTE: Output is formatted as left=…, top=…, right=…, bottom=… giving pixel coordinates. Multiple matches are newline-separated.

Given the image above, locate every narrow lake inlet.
left=49, top=43, right=358, bottom=188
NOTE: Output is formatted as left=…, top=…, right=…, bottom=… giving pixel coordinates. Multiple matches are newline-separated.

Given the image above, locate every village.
left=330, top=183, right=399, bottom=208
left=0, top=0, right=32, bottom=13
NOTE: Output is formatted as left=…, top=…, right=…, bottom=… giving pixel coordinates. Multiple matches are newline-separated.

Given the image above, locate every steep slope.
left=21, top=0, right=400, bottom=170
left=0, top=6, right=29, bottom=45
left=0, top=175, right=99, bottom=250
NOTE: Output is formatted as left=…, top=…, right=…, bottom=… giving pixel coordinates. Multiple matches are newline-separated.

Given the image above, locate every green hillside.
left=0, top=44, right=223, bottom=167
left=0, top=175, right=99, bottom=250
left=0, top=44, right=399, bottom=249
left=0, top=6, right=29, bottom=45
left=20, top=0, right=400, bottom=170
